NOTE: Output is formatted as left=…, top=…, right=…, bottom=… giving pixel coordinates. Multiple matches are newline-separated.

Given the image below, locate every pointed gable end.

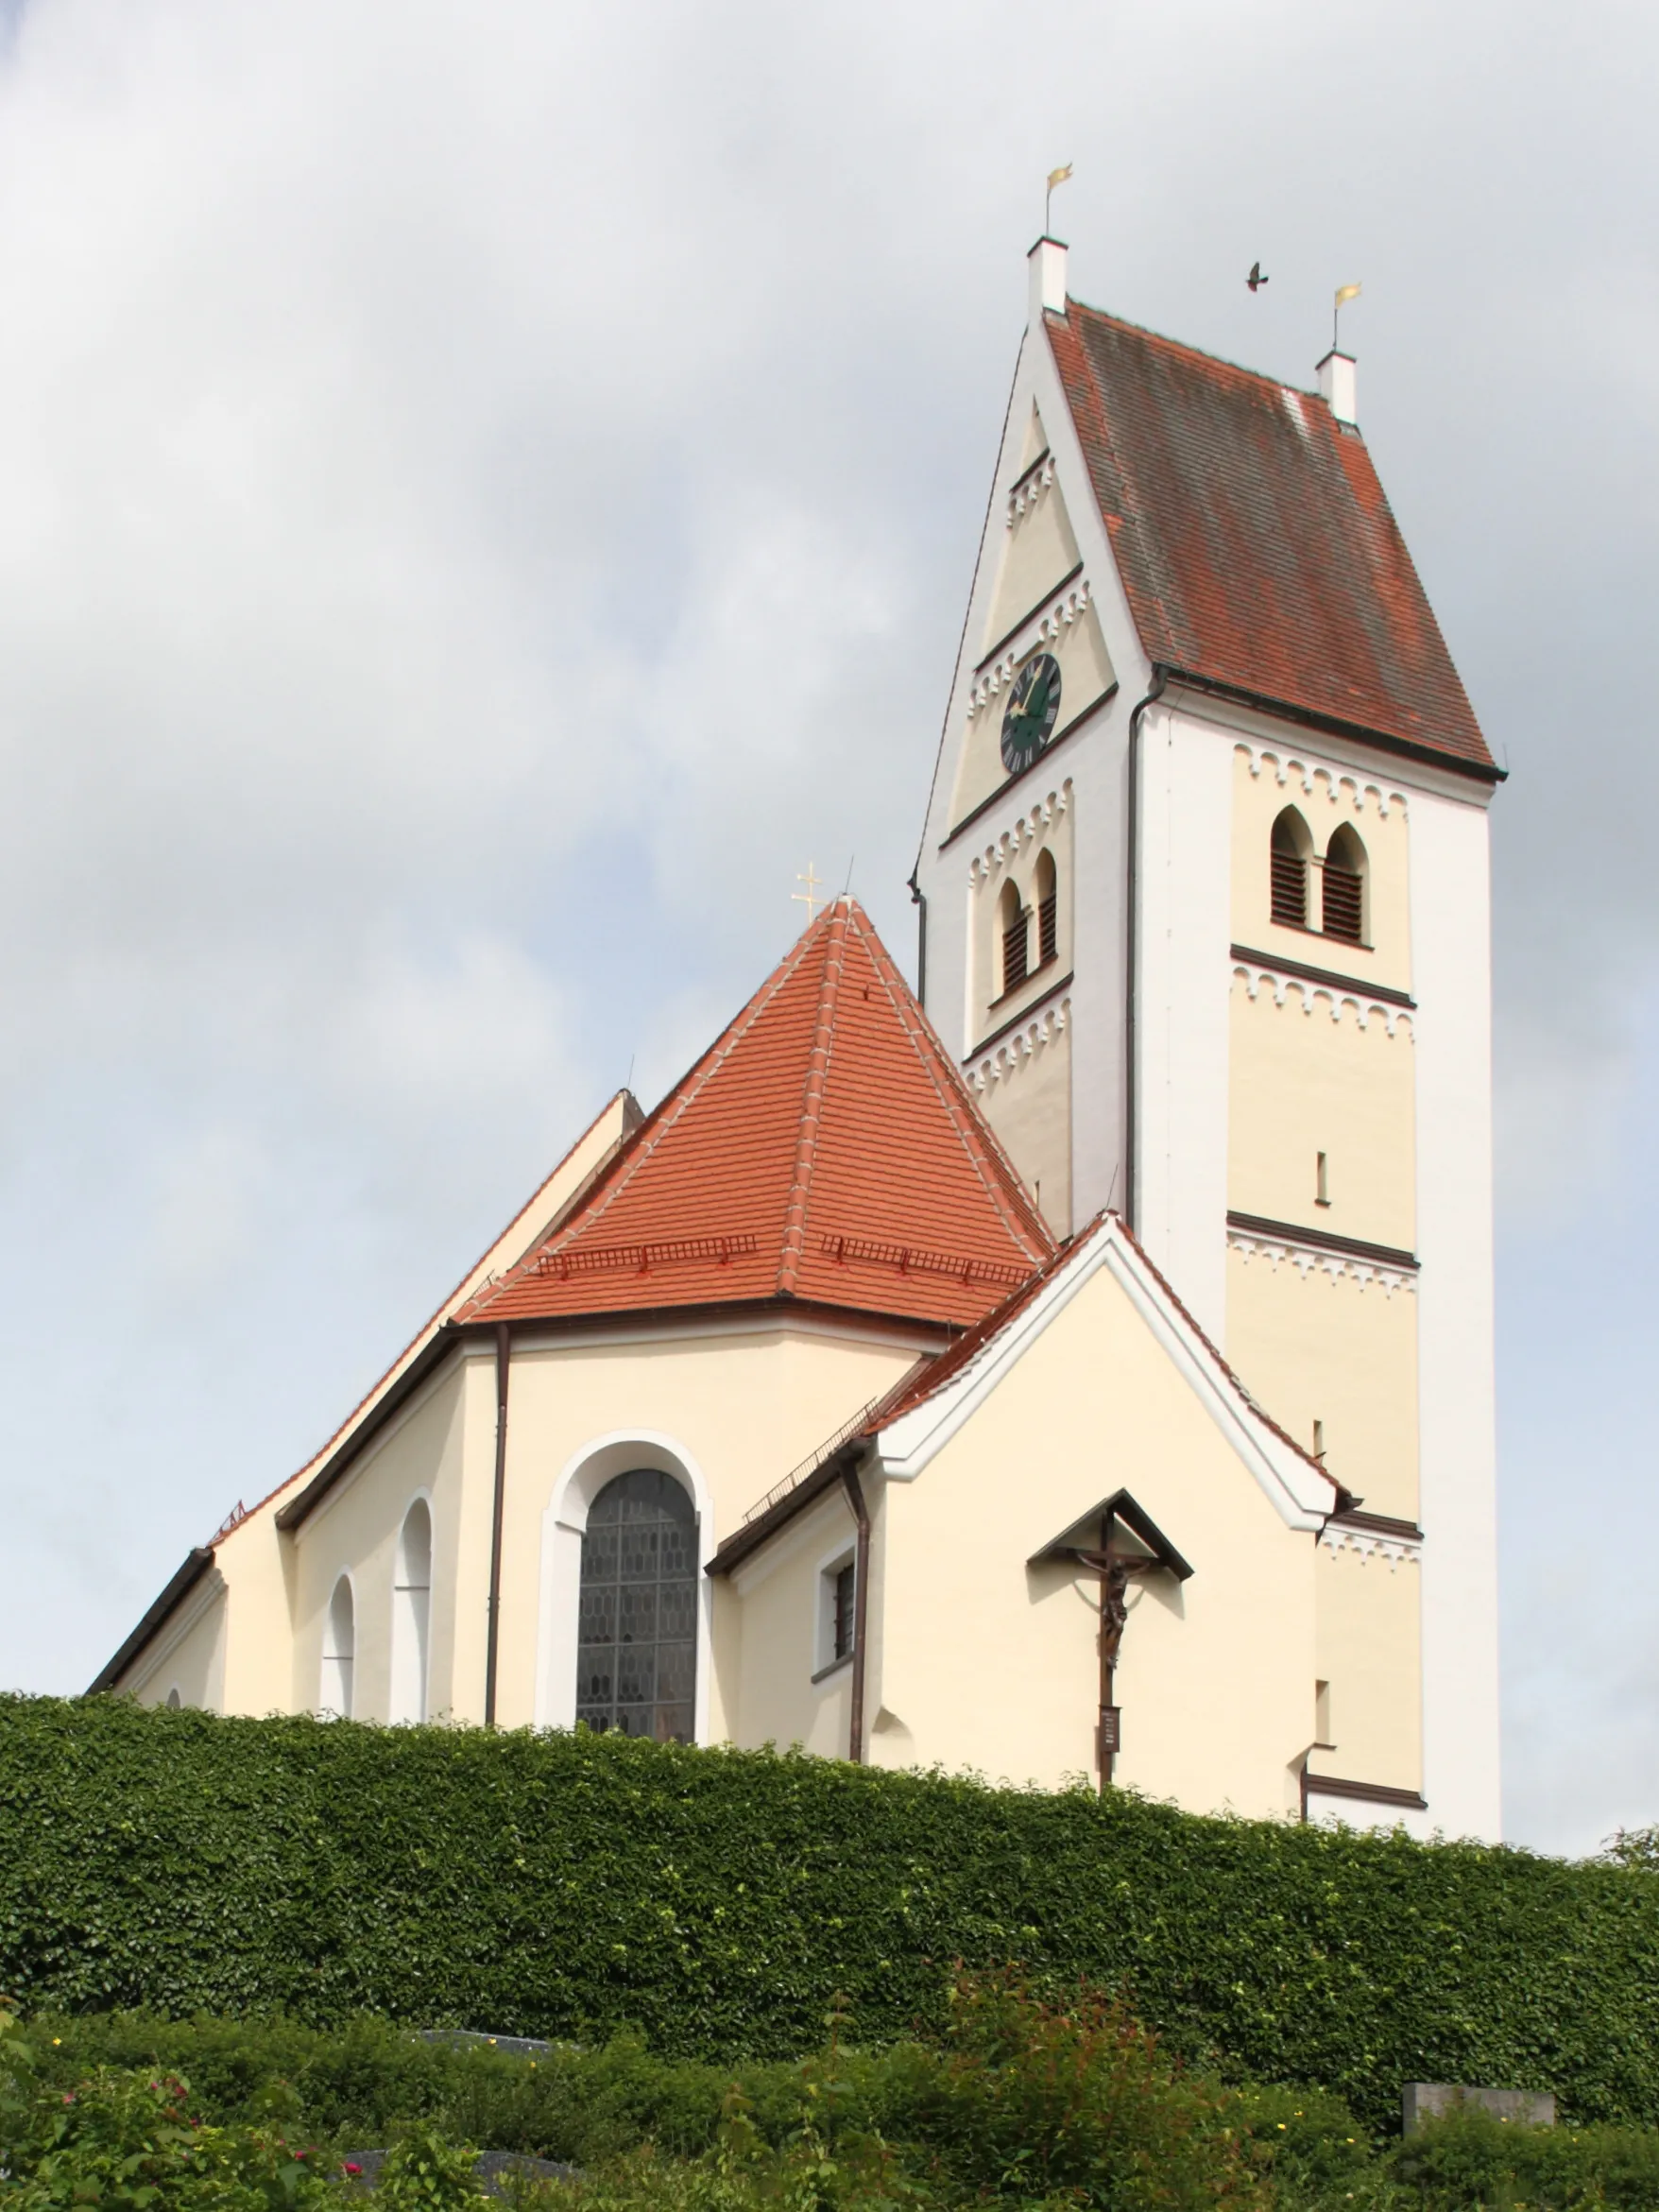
left=463, top=899, right=1055, bottom=1333
left=1045, top=303, right=1497, bottom=778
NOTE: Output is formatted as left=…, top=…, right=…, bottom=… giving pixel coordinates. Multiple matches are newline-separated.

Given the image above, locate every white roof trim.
left=873, top=1219, right=1335, bottom=1532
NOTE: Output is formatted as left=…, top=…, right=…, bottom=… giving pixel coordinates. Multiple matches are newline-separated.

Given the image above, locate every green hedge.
left=2, top=1694, right=1656, bottom=2128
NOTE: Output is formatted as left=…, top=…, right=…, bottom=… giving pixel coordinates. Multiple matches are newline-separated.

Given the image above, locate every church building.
left=94, top=238, right=1502, bottom=1841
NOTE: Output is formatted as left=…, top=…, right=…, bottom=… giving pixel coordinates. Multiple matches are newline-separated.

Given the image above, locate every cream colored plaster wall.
left=972, top=1019, right=1072, bottom=1237
left=871, top=1261, right=1317, bottom=1816
left=1229, top=745, right=1412, bottom=994
left=129, top=1579, right=227, bottom=1710
left=978, top=466, right=1080, bottom=660
left=1223, top=1247, right=1419, bottom=1520
left=288, top=1354, right=475, bottom=1722
left=1311, top=1542, right=1422, bottom=1793
left=727, top=1484, right=859, bottom=1757
left=1227, top=978, right=1415, bottom=1251
left=490, top=1323, right=926, bottom=1737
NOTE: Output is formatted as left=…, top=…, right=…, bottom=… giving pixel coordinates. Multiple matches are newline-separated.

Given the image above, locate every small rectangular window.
left=1316, top=1152, right=1330, bottom=1208
left=832, top=1563, right=856, bottom=1663
left=1312, top=1418, right=1325, bottom=1460
left=1314, top=1679, right=1334, bottom=1748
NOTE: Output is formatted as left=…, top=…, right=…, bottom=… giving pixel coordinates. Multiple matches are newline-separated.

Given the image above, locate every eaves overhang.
left=1154, top=665, right=1507, bottom=787
left=86, top=1546, right=216, bottom=1694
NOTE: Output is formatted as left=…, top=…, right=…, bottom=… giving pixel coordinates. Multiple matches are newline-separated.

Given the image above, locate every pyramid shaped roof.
left=463, top=898, right=1054, bottom=1333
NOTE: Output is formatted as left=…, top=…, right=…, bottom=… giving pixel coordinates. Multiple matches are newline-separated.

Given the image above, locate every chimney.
left=1029, top=236, right=1068, bottom=324
left=1317, top=349, right=1358, bottom=428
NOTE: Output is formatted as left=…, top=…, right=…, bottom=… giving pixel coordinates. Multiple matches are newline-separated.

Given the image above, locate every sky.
left=0, top=0, right=1652, bottom=1860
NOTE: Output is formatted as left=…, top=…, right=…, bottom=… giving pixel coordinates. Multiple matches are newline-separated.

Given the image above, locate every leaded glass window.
left=575, top=1468, right=698, bottom=1742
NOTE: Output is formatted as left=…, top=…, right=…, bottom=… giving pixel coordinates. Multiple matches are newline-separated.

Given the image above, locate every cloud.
left=0, top=0, right=1653, bottom=1847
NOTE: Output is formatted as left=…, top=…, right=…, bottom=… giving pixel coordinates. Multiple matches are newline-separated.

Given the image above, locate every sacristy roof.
left=1046, top=300, right=1496, bottom=778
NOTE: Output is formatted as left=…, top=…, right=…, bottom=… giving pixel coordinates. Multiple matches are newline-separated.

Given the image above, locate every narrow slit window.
left=1316, top=1151, right=1330, bottom=1208
left=1271, top=808, right=1311, bottom=928
left=1312, top=1418, right=1325, bottom=1461
left=832, top=1563, right=856, bottom=1663
left=1322, top=824, right=1367, bottom=943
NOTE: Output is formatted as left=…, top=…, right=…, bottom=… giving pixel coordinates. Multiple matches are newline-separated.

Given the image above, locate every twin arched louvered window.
left=1270, top=807, right=1367, bottom=946
left=999, top=850, right=1061, bottom=997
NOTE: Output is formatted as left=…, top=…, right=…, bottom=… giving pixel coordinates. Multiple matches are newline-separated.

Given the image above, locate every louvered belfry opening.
left=1001, top=883, right=1029, bottom=994
left=1035, top=849, right=1058, bottom=967
left=1322, top=824, right=1367, bottom=944
left=1270, top=808, right=1310, bottom=929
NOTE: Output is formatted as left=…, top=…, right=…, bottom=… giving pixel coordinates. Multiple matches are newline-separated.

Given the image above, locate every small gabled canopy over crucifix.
left=1030, top=1488, right=1192, bottom=1790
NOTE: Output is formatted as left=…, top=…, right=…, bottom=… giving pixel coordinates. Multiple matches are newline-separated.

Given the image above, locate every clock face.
left=1001, top=651, right=1062, bottom=774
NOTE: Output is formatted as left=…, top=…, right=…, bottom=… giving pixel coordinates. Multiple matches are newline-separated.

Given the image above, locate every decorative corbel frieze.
left=966, top=781, right=1073, bottom=886
left=966, top=582, right=1091, bottom=718
left=1318, top=1523, right=1422, bottom=1570
left=967, top=997, right=1070, bottom=1095
left=1005, top=457, right=1056, bottom=525
left=1226, top=1223, right=1417, bottom=1297
left=1231, top=960, right=1413, bottom=1039
left=1234, top=740, right=1406, bottom=821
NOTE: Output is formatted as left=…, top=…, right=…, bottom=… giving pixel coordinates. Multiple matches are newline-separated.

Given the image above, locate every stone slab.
left=1402, top=2083, right=1556, bottom=2133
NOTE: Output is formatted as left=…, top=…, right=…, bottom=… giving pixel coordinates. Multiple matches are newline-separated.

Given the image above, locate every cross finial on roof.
left=793, top=862, right=825, bottom=927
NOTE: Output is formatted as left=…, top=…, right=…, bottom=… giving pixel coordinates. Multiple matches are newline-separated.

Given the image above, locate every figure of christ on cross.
left=1066, top=1522, right=1163, bottom=1790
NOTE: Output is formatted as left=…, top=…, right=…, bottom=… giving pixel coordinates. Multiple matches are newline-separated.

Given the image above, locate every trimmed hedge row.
left=2, top=1694, right=1656, bottom=2127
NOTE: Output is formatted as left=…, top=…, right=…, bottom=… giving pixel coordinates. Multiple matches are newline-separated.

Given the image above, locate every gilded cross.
left=793, top=863, right=825, bottom=925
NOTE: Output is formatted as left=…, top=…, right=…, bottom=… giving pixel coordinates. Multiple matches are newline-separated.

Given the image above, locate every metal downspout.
left=1123, top=666, right=1169, bottom=1232
left=841, top=1457, right=872, bottom=1763
left=484, top=1321, right=510, bottom=1724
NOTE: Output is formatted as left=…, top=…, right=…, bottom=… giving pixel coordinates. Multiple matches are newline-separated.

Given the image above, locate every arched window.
left=576, top=1469, right=697, bottom=1742
left=320, top=1575, right=355, bottom=1719
left=1322, top=824, right=1367, bottom=944
left=390, top=1500, right=432, bottom=1724
left=1270, top=808, right=1312, bottom=929
left=999, top=880, right=1029, bottom=995
left=165, top=1687, right=181, bottom=1710
left=1035, top=849, right=1058, bottom=968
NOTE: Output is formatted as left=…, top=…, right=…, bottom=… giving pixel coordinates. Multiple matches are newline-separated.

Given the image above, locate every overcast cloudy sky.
left=0, top=0, right=1651, bottom=1858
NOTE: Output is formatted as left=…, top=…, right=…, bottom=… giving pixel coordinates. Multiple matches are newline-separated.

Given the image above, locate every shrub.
left=6, top=1694, right=1659, bottom=2128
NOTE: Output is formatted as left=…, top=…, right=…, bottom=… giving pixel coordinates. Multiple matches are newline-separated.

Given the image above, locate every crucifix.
left=793, top=863, right=825, bottom=926
left=1066, top=1520, right=1163, bottom=1791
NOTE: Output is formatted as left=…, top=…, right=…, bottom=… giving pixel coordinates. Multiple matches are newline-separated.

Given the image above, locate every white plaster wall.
left=1410, top=786, right=1501, bottom=1841
left=1133, top=705, right=1233, bottom=1342
left=913, top=295, right=1150, bottom=1231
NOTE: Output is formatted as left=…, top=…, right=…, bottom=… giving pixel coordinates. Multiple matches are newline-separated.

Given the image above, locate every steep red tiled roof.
left=1047, top=303, right=1495, bottom=775
left=463, top=899, right=1055, bottom=1331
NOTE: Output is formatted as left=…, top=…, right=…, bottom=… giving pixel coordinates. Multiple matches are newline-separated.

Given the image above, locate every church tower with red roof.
left=911, top=237, right=1502, bottom=1839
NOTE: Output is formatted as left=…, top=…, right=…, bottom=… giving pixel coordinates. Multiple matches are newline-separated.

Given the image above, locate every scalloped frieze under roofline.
left=966, top=781, right=1071, bottom=884
left=967, top=996, right=1069, bottom=1096
left=1235, top=739, right=1408, bottom=820
left=1226, top=1223, right=1417, bottom=1297
left=1232, top=960, right=1414, bottom=1038
left=1318, top=1522, right=1422, bottom=1570
left=967, top=581, right=1092, bottom=720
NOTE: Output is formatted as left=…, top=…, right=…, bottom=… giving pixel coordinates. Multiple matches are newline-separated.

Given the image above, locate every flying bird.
left=1247, top=262, right=1269, bottom=292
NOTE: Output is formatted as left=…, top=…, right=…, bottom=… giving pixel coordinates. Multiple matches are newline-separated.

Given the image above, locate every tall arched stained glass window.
left=576, top=1469, right=698, bottom=1742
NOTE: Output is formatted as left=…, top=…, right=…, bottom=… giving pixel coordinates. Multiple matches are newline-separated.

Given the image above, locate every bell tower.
left=912, top=238, right=1503, bottom=1840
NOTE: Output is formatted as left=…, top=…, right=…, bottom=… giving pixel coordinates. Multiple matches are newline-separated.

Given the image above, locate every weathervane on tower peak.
left=1045, top=163, right=1072, bottom=237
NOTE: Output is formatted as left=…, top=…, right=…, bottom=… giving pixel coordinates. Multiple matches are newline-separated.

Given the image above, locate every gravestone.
left=1402, top=2083, right=1556, bottom=2133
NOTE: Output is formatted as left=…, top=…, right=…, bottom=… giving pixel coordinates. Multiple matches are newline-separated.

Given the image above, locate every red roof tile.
left=463, top=899, right=1055, bottom=1331
left=1047, top=303, right=1496, bottom=776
